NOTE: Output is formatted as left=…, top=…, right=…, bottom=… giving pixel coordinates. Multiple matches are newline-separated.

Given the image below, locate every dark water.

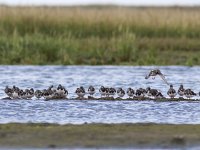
left=0, top=65, right=200, bottom=124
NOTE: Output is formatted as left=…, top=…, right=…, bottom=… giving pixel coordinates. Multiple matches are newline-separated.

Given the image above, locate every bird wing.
left=145, top=74, right=150, bottom=79
left=159, top=74, right=170, bottom=85
left=145, top=71, right=151, bottom=79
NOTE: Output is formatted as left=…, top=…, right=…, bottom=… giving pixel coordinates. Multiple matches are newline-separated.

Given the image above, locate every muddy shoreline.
left=1, top=96, right=200, bottom=102
left=0, top=123, right=200, bottom=148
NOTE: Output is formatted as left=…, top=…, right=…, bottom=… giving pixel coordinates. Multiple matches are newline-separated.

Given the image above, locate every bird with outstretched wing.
left=145, top=69, right=169, bottom=85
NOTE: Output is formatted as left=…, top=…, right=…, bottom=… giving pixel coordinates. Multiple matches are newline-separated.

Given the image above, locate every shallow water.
left=0, top=65, right=200, bottom=124
left=0, top=147, right=199, bottom=150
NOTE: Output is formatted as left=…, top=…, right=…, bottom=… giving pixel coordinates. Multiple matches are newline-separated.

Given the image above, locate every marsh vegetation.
left=0, top=6, right=200, bottom=65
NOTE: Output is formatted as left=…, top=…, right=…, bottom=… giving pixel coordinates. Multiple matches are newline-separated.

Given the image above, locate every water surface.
left=0, top=65, right=200, bottom=124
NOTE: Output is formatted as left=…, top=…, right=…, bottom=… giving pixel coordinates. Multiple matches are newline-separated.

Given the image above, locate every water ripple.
left=0, top=65, right=200, bottom=124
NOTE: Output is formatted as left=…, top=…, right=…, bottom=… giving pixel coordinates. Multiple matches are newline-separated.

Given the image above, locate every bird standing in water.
left=184, top=89, right=196, bottom=99
left=178, top=84, right=185, bottom=97
left=127, top=88, right=134, bottom=98
left=167, top=85, right=176, bottom=99
left=117, top=88, right=125, bottom=98
left=75, top=86, right=85, bottom=98
left=88, top=85, right=95, bottom=97
left=145, top=69, right=169, bottom=85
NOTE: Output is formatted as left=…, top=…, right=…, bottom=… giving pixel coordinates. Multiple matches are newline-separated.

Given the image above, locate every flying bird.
left=145, top=69, right=169, bottom=85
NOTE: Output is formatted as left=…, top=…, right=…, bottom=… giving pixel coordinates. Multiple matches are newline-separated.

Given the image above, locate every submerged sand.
left=1, top=96, right=200, bottom=102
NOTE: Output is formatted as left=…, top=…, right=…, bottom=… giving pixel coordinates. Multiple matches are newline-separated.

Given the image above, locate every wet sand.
left=1, top=96, right=199, bottom=102
left=0, top=123, right=200, bottom=148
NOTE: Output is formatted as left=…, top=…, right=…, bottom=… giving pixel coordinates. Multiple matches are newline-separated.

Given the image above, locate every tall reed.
left=0, top=6, right=200, bottom=65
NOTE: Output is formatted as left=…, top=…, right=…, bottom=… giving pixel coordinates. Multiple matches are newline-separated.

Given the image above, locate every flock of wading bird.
left=3, top=69, right=198, bottom=100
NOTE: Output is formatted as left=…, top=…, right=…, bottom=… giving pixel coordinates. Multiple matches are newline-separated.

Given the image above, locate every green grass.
left=1, top=123, right=200, bottom=148
left=1, top=6, right=200, bottom=65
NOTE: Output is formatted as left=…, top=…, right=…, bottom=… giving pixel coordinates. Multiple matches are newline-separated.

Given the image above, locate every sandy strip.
left=0, top=123, right=200, bottom=148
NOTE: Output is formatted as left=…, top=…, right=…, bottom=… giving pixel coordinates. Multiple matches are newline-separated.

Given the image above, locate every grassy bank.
left=0, top=123, right=200, bottom=148
left=1, top=6, right=200, bottom=65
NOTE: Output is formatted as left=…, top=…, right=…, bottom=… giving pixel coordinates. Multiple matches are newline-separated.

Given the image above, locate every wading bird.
left=167, top=85, right=176, bottom=99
